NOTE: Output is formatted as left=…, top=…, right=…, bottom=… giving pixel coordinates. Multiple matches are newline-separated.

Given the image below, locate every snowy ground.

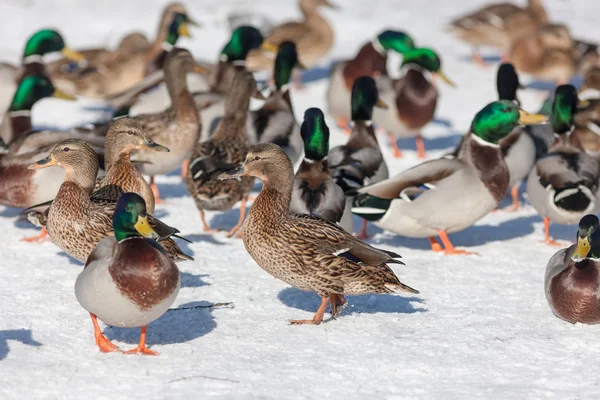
left=2, top=0, right=600, bottom=398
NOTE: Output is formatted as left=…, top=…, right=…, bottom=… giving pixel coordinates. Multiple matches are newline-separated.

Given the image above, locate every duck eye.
left=254, top=156, right=261, bottom=161
left=63, top=147, right=70, bottom=152
left=127, top=131, right=134, bottom=135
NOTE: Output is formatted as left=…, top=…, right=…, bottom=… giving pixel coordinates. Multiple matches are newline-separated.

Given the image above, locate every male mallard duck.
left=246, top=0, right=336, bottom=80
left=246, top=41, right=303, bottom=164
left=526, top=85, right=600, bottom=245
left=184, top=71, right=258, bottom=237
left=330, top=76, right=389, bottom=237
left=219, top=143, right=417, bottom=325
left=290, top=108, right=345, bottom=224
left=75, top=192, right=180, bottom=354
left=545, top=214, right=600, bottom=324
left=27, top=139, right=191, bottom=262
left=453, top=63, right=536, bottom=211
left=326, top=30, right=415, bottom=130
left=448, top=0, right=548, bottom=65
left=373, top=47, right=454, bottom=159
left=510, top=24, right=576, bottom=84
left=353, top=100, right=546, bottom=254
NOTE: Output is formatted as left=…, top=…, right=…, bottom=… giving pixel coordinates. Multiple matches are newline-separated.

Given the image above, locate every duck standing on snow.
left=527, top=85, right=600, bottom=245
left=329, top=76, right=389, bottom=237
left=247, top=41, right=303, bottom=164
left=219, top=143, right=418, bottom=325
left=75, top=192, right=180, bottom=355
left=326, top=30, right=415, bottom=131
left=353, top=100, right=547, bottom=254
left=374, top=47, right=454, bottom=159
left=545, top=214, right=600, bottom=324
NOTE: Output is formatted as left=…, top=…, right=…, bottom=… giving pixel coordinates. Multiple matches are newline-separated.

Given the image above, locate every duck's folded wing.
left=148, top=215, right=192, bottom=243
left=189, top=142, right=237, bottom=185
left=329, top=147, right=383, bottom=193
left=537, top=152, right=600, bottom=190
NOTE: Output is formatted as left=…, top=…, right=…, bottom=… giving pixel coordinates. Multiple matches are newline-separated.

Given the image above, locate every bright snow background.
left=1, top=0, right=600, bottom=398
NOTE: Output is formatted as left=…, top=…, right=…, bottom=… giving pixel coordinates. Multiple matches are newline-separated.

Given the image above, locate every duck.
left=545, top=214, right=600, bottom=324
left=27, top=139, right=191, bottom=262
left=0, top=29, right=83, bottom=118
left=289, top=108, right=345, bottom=224
left=526, top=85, right=600, bottom=246
left=326, top=30, right=415, bottom=130
left=373, top=47, right=454, bottom=158
left=509, top=23, right=576, bottom=84
left=453, top=63, right=536, bottom=211
left=184, top=71, right=258, bottom=237
left=448, top=0, right=548, bottom=65
left=329, top=76, right=389, bottom=237
left=75, top=192, right=180, bottom=354
left=245, top=0, right=336, bottom=81
left=570, top=98, right=600, bottom=155
left=352, top=100, right=547, bottom=254
left=48, top=3, right=197, bottom=98
left=218, top=143, right=418, bottom=325
left=246, top=41, right=303, bottom=164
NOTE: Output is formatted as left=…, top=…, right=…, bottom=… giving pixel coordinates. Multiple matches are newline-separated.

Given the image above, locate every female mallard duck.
left=373, top=47, right=454, bottom=159
left=330, top=76, right=389, bottom=237
left=75, top=192, right=180, bottom=354
left=545, top=214, right=600, bottom=324
left=453, top=63, right=536, bottom=211
left=245, top=0, right=336, bottom=80
left=352, top=100, right=546, bottom=254
left=27, top=139, right=191, bottom=262
left=289, top=108, right=345, bottom=224
left=246, top=41, right=303, bottom=164
left=219, top=143, right=418, bottom=325
left=510, top=24, right=576, bottom=84
left=0, top=29, right=83, bottom=117
left=526, top=85, right=600, bottom=245
left=448, top=0, right=548, bottom=65
left=326, top=30, right=415, bottom=130
left=184, top=71, right=259, bottom=237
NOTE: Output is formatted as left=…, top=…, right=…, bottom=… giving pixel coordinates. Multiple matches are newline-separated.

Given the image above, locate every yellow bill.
left=28, top=156, right=57, bottom=170
left=141, top=139, right=169, bottom=152
left=178, top=23, right=191, bottom=38
left=61, top=47, right=85, bottom=62
left=579, top=98, right=590, bottom=108
left=436, top=70, right=455, bottom=87
left=134, top=215, right=159, bottom=239
left=193, top=64, right=208, bottom=74
left=261, top=42, right=278, bottom=53
left=518, top=109, right=548, bottom=125
left=376, top=98, right=389, bottom=109
left=572, top=236, right=590, bottom=261
left=53, top=89, right=77, bottom=101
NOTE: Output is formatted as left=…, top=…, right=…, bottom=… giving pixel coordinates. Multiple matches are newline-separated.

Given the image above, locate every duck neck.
left=215, top=90, right=252, bottom=140
left=349, top=121, right=378, bottom=147
left=528, top=0, right=548, bottom=24
left=104, top=144, right=135, bottom=174
left=252, top=168, right=295, bottom=224
left=63, top=158, right=99, bottom=194
left=7, top=112, right=33, bottom=142
left=165, top=63, right=198, bottom=123
left=467, top=138, right=509, bottom=203
left=343, top=42, right=387, bottom=89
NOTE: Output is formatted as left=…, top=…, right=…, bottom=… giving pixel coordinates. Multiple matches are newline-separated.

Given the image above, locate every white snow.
left=1, top=0, right=600, bottom=399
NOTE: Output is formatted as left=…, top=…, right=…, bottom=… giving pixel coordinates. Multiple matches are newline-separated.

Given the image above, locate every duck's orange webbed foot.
left=388, top=134, right=402, bottom=158
left=21, top=227, right=48, bottom=243
left=428, top=237, right=443, bottom=252
left=354, top=219, right=370, bottom=239
left=149, top=176, right=164, bottom=204
left=90, top=313, right=121, bottom=353
left=124, top=326, right=158, bottom=356
left=290, top=297, right=329, bottom=325
left=437, top=230, right=478, bottom=256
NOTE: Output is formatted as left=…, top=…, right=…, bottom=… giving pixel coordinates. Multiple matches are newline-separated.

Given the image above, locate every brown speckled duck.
left=184, top=71, right=259, bottom=237
left=219, top=143, right=418, bottom=325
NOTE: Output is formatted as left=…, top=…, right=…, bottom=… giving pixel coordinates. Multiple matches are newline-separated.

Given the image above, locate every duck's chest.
left=549, top=264, right=600, bottom=324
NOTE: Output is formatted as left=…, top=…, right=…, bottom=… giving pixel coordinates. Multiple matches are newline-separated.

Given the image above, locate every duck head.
left=351, top=76, right=388, bottom=121
left=496, top=63, right=522, bottom=104
left=218, top=143, right=292, bottom=184
left=299, top=107, right=330, bottom=162
left=401, top=47, right=454, bottom=87
left=274, top=41, right=303, bottom=90
left=28, top=139, right=97, bottom=172
left=376, top=30, right=415, bottom=54
left=106, top=118, right=169, bottom=154
left=23, top=29, right=84, bottom=62
left=221, top=26, right=264, bottom=63
left=551, top=84, right=588, bottom=135
left=113, top=193, right=159, bottom=242
left=9, top=75, right=75, bottom=112
left=572, top=214, right=600, bottom=262
left=160, top=2, right=199, bottom=45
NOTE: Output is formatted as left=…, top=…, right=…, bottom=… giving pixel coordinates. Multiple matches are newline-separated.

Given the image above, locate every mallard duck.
left=453, top=63, right=536, bottom=211
left=184, top=71, right=258, bottom=237
left=0, top=29, right=83, bottom=117
left=218, top=143, right=417, bottom=325
left=246, top=41, right=303, bottom=164
left=245, top=0, right=336, bottom=79
left=27, top=139, right=191, bottom=262
left=448, top=0, right=548, bottom=65
left=526, top=85, right=600, bottom=245
left=352, top=100, right=547, bottom=254
left=510, top=24, right=576, bottom=84
left=289, top=108, right=345, bottom=224
left=545, top=214, right=600, bottom=324
left=48, top=3, right=197, bottom=98
left=326, top=30, right=415, bottom=129
left=75, top=192, right=180, bottom=354
left=373, top=47, right=454, bottom=158
left=329, top=76, right=389, bottom=237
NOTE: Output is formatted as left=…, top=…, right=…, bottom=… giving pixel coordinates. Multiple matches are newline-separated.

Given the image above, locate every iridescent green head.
left=301, top=108, right=330, bottom=161
left=221, top=26, right=264, bottom=62
left=351, top=76, right=388, bottom=121
left=166, top=12, right=191, bottom=45
left=377, top=30, right=415, bottom=54
left=401, top=48, right=454, bottom=86
left=496, top=63, right=521, bottom=103
left=551, top=85, right=579, bottom=134
left=23, top=29, right=66, bottom=58
left=113, top=193, right=159, bottom=243
left=9, top=75, right=56, bottom=111
left=572, top=214, right=600, bottom=261
left=274, top=41, right=300, bottom=90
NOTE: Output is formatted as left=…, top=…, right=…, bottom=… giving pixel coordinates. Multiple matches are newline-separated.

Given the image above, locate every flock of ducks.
left=1, top=0, right=600, bottom=355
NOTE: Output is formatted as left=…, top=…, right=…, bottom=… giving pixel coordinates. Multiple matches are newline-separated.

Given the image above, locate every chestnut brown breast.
left=342, top=43, right=387, bottom=91
left=395, top=69, right=437, bottom=130
left=550, top=262, right=600, bottom=324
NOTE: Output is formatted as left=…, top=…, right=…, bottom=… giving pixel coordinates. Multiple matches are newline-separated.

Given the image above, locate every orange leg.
left=428, top=237, right=443, bottom=252
left=438, top=230, right=478, bottom=255
left=124, top=325, right=158, bottom=356
left=354, top=219, right=370, bottom=239
left=199, top=209, right=220, bottom=233
left=180, top=159, right=190, bottom=178
left=505, top=186, right=520, bottom=212
left=90, top=313, right=121, bottom=353
left=292, top=69, right=303, bottom=90
left=226, top=199, right=247, bottom=238
left=336, top=117, right=352, bottom=135
left=472, top=48, right=487, bottom=67
left=416, top=134, right=426, bottom=159
left=21, top=227, right=48, bottom=243
left=150, top=176, right=163, bottom=204
left=388, top=134, right=402, bottom=158
left=501, top=53, right=511, bottom=63
left=329, top=294, right=347, bottom=319
left=542, top=218, right=562, bottom=247
left=290, top=297, right=330, bottom=325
